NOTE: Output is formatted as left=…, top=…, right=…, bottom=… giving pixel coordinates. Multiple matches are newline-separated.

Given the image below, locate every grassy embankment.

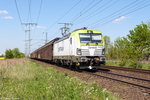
left=106, top=60, right=150, bottom=70
left=0, top=59, right=119, bottom=100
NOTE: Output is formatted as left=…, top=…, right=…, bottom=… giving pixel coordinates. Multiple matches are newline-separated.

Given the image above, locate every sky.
left=0, top=0, right=150, bottom=55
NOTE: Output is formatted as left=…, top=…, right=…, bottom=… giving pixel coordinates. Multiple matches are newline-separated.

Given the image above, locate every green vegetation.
left=0, top=59, right=119, bottom=100
left=106, top=60, right=150, bottom=70
left=105, top=23, right=150, bottom=69
left=5, top=48, right=25, bottom=59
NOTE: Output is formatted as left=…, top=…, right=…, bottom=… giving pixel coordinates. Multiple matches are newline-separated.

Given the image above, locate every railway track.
left=85, top=70, right=150, bottom=90
left=100, top=71, right=150, bottom=82
left=100, top=65, right=150, bottom=74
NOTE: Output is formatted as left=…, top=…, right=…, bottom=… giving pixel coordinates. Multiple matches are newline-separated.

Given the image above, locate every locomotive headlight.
left=77, top=48, right=82, bottom=55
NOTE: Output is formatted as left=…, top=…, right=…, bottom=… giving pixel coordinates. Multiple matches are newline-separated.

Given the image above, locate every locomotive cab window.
left=79, top=33, right=102, bottom=43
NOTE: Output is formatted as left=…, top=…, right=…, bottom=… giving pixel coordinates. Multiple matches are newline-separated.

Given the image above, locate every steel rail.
left=98, top=70, right=150, bottom=82
left=101, top=66, right=150, bottom=74
left=86, top=72, right=150, bottom=89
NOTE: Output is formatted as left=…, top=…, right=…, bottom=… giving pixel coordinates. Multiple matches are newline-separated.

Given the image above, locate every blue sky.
left=0, top=0, right=150, bottom=54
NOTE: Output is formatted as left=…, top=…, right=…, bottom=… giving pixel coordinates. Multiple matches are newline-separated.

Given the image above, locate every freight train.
left=30, top=27, right=106, bottom=70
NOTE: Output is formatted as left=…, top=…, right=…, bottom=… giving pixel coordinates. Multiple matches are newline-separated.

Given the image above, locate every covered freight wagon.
left=30, top=38, right=59, bottom=61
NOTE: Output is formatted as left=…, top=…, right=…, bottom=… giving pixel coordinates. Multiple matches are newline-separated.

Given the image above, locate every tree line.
left=104, top=23, right=150, bottom=68
left=5, top=48, right=25, bottom=59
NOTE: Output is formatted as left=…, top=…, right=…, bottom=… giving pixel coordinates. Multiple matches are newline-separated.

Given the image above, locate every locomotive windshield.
left=79, top=33, right=102, bottom=43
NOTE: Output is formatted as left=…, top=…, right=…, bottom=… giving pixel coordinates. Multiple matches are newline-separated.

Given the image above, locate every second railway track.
left=100, top=65, right=150, bottom=74
left=84, top=70, right=150, bottom=90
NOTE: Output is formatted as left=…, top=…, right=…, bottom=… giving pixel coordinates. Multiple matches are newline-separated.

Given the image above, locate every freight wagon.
left=30, top=38, right=59, bottom=61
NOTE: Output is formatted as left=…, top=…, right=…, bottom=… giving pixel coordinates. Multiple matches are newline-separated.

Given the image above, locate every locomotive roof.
left=55, top=28, right=102, bottom=43
left=71, top=28, right=102, bottom=34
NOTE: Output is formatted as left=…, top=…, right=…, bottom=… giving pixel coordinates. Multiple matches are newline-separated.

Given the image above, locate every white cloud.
left=113, top=16, right=126, bottom=23
left=31, top=25, right=47, bottom=30
left=0, top=10, right=8, bottom=14
left=36, top=25, right=47, bottom=29
left=2, top=16, right=14, bottom=20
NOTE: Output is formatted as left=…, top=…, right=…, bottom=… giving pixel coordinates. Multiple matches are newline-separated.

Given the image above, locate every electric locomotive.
left=53, top=27, right=106, bottom=69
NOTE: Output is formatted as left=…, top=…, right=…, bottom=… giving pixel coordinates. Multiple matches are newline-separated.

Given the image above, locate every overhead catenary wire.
left=92, top=2, right=150, bottom=28
left=71, top=0, right=103, bottom=23
left=27, top=0, right=32, bottom=22
left=78, top=0, right=119, bottom=24
left=87, top=0, right=146, bottom=27
left=70, top=0, right=96, bottom=22
left=46, top=0, right=82, bottom=32
left=14, top=0, right=23, bottom=24
left=73, top=0, right=119, bottom=28
left=36, top=0, right=43, bottom=24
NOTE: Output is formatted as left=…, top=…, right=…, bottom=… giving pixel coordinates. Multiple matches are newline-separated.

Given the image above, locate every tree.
left=106, top=23, right=150, bottom=62
left=103, top=36, right=111, bottom=54
left=5, top=49, right=14, bottom=59
left=114, top=37, right=129, bottom=60
left=5, top=48, right=25, bottom=59
left=19, top=52, right=25, bottom=58
left=127, top=23, right=150, bottom=61
left=12, top=48, right=20, bottom=58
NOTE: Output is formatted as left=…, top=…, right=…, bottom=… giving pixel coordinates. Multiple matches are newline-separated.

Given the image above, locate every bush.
left=5, top=49, right=14, bottom=59
left=12, top=48, right=20, bottom=58
left=5, top=48, right=25, bottom=59
left=119, top=60, right=126, bottom=66
left=128, top=60, right=142, bottom=69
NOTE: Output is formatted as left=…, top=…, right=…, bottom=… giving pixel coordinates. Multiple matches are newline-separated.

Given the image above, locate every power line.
left=80, top=0, right=118, bottom=24
left=71, top=0, right=96, bottom=21
left=46, top=0, right=82, bottom=31
left=27, top=0, right=32, bottom=22
left=36, top=0, right=43, bottom=23
left=92, top=0, right=150, bottom=28
left=79, top=0, right=96, bottom=13
left=72, top=0, right=118, bottom=29
left=87, top=0, right=142, bottom=27
left=71, top=0, right=103, bottom=23
left=14, top=0, right=30, bottom=56
left=14, top=0, right=23, bottom=24
left=92, top=2, right=150, bottom=28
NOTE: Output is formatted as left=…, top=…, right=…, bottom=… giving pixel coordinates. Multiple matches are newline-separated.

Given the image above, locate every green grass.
left=106, top=60, right=150, bottom=70
left=0, top=59, right=119, bottom=100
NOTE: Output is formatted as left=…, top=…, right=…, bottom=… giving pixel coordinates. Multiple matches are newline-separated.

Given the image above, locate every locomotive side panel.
left=53, top=36, right=71, bottom=59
